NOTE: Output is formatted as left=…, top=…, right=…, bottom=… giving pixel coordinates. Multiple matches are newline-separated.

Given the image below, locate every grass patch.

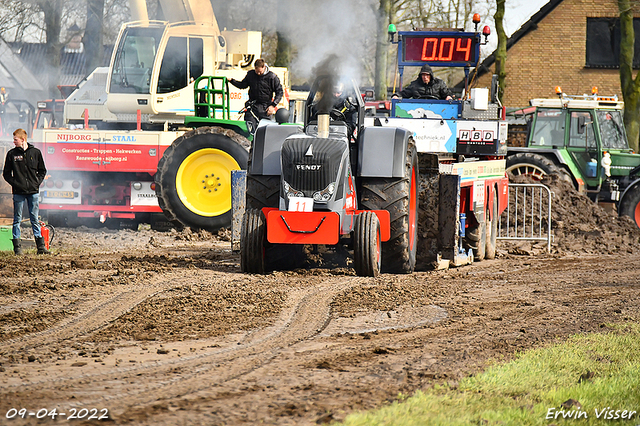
left=340, top=323, right=640, bottom=425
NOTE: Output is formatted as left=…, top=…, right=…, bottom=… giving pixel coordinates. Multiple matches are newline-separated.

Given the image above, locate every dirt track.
left=1, top=176, right=640, bottom=425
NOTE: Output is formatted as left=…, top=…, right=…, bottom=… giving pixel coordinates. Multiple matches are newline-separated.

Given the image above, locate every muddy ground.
left=1, top=175, right=639, bottom=425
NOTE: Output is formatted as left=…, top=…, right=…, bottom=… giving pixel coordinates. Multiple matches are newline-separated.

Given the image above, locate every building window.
left=586, top=17, right=640, bottom=68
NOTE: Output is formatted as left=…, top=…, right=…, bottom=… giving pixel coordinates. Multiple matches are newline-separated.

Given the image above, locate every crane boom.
left=130, top=0, right=216, bottom=26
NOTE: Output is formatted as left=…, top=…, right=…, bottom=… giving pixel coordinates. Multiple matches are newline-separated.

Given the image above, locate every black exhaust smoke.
left=312, top=54, right=341, bottom=114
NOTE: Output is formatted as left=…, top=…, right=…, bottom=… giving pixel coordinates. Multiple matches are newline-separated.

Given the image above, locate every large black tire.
left=244, top=152, right=304, bottom=272
left=245, top=174, right=280, bottom=210
left=485, top=189, right=498, bottom=260
left=353, top=211, right=381, bottom=277
left=150, top=213, right=182, bottom=232
left=241, top=209, right=266, bottom=273
left=506, top=152, right=572, bottom=184
left=358, top=139, right=419, bottom=273
left=155, top=127, right=249, bottom=232
left=619, top=184, right=640, bottom=229
left=464, top=217, right=486, bottom=261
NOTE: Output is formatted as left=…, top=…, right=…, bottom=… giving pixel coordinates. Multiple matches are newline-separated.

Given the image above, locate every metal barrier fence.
left=497, top=183, right=554, bottom=252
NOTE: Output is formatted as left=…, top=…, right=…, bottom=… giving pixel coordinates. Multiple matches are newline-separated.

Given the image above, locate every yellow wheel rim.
left=176, top=148, right=240, bottom=217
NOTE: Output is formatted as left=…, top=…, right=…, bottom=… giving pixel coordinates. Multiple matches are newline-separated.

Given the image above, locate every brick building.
left=473, top=0, right=640, bottom=107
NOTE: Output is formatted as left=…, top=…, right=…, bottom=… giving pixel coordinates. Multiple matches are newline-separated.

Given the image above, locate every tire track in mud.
left=3, top=275, right=368, bottom=418
left=0, top=271, right=206, bottom=355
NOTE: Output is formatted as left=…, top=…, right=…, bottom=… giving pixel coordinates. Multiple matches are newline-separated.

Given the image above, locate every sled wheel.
left=155, top=127, right=249, bottom=232
left=619, top=184, right=640, bottom=229
left=485, top=189, right=498, bottom=260
left=506, top=152, right=573, bottom=184
left=241, top=209, right=267, bottom=273
left=358, top=138, right=418, bottom=273
left=464, top=217, right=486, bottom=261
left=353, top=211, right=381, bottom=277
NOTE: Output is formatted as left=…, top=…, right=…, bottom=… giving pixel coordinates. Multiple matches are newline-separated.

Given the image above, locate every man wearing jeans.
left=2, top=128, right=49, bottom=255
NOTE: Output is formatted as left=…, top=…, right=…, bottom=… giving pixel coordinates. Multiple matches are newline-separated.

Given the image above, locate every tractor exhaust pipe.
left=318, top=114, right=329, bottom=138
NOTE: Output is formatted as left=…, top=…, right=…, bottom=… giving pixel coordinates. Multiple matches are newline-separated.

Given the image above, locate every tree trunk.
left=40, top=0, right=64, bottom=98
left=494, top=0, right=507, bottom=103
left=619, top=0, right=640, bottom=152
left=85, top=0, right=105, bottom=76
left=274, top=0, right=291, bottom=68
left=374, top=0, right=392, bottom=100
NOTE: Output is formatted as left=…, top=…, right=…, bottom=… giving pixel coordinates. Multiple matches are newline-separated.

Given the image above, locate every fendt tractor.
left=506, top=87, right=640, bottom=228
left=238, top=18, right=509, bottom=276
left=31, top=0, right=288, bottom=230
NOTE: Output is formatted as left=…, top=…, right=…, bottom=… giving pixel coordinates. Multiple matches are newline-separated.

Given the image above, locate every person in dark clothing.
left=332, top=83, right=358, bottom=138
left=2, top=128, right=49, bottom=255
left=393, top=64, right=453, bottom=100
left=229, top=58, right=283, bottom=132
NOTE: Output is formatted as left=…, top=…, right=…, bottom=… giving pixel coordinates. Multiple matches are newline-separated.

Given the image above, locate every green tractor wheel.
left=619, top=184, right=640, bottom=229
left=506, top=152, right=573, bottom=185
left=156, top=127, right=249, bottom=232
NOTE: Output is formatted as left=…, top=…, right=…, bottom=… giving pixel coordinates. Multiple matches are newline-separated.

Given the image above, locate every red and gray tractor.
left=240, top=75, right=418, bottom=277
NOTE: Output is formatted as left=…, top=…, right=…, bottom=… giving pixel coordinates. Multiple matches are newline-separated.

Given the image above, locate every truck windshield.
left=109, top=26, right=163, bottom=94
left=531, top=109, right=565, bottom=146
left=597, top=110, right=629, bottom=150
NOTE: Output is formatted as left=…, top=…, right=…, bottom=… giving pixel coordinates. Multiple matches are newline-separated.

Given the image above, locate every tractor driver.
left=392, top=64, right=453, bottom=100
left=332, top=83, right=358, bottom=138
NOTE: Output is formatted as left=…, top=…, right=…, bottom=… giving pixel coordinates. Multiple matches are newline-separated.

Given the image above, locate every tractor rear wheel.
left=240, top=208, right=267, bottom=273
left=485, top=190, right=498, bottom=260
left=506, top=153, right=572, bottom=184
left=353, top=211, right=381, bottom=277
left=155, top=127, right=249, bottom=232
left=619, top=184, right=640, bottom=229
left=358, top=139, right=418, bottom=273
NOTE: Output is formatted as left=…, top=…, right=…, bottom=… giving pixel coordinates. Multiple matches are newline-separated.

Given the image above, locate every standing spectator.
left=229, top=58, right=283, bottom=132
left=2, top=128, right=49, bottom=255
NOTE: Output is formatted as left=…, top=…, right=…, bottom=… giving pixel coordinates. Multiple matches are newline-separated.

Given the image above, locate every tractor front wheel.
left=240, top=209, right=267, bottom=273
left=155, top=127, right=249, bottom=232
left=358, top=139, right=419, bottom=273
left=353, top=211, right=381, bottom=277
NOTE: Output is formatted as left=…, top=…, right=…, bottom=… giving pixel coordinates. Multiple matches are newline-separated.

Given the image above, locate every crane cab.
left=106, top=21, right=261, bottom=125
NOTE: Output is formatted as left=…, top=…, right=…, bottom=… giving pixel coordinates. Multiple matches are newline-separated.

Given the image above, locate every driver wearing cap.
left=393, top=64, right=453, bottom=100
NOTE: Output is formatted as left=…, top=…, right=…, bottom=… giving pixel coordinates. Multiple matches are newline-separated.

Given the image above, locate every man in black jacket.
left=394, top=64, right=453, bottom=100
left=229, top=58, right=283, bottom=132
left=2, top=128, right=49, bottom=255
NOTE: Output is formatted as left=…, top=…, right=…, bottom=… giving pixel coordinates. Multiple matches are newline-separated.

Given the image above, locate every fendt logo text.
left=296, top=164, right=322, bottom=171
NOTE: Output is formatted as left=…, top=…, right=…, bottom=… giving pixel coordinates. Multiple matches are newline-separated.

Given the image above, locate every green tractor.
left=506, top=89, right=640, bottom=227
left=154, top=76, right=270, bottom=232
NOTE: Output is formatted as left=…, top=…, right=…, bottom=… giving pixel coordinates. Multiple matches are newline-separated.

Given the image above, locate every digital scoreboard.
left=399, top=32, right=480, bottom=67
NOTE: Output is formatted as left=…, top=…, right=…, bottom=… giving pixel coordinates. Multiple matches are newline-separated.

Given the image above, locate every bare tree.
left=619, top=0, right=640, bottom=152
left=85, top=0, right=104, bottom=73
left=374, top=0, right=392, bottom=99
left=0, top=1, right=41, bottom=43
left=493, top=0, right=506, bottom=103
